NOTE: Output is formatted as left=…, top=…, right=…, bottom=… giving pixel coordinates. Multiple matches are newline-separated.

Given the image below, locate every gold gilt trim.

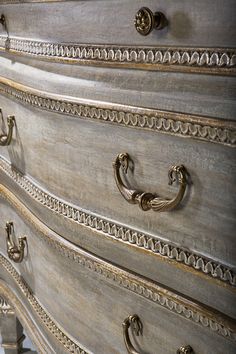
left=0, top=77, right=235, bottom=146
left=0, top=36, right=235, bottom=75
left=0, top=156, right=235, bottom=287
left=0, top=191, right=236, bottom=343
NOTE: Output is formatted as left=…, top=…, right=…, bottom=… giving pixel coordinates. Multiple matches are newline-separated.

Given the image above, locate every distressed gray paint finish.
left=1, top=168, right=236, bottom=321
left=0, top=55, right=236, bottom=120
left=0, top=199, right=236, bottom=354
left=0, top=1, right=235, bottom=352
left=0, top=95, right=235, bottom=268
left=0, top=0, right=236, bottom=47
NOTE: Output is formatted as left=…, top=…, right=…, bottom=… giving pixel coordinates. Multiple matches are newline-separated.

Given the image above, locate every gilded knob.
left=134, top=7, right=166, bottom=36
left=177, top=345, right=194, bottom=354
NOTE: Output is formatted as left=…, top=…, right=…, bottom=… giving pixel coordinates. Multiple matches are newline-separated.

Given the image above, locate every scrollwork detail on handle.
left=113, top=153, right=188, bottom=212
left=0, top=109, right=15, bottom=146
left=5, top=222, right=27, bottom=263
left=122, top=314, right=143, bottom=354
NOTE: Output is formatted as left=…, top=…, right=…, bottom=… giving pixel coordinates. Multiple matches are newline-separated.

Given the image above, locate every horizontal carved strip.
left=0, top=190, right=236, bottom=343
left=0, top=36, right=235, bottom=75
left=0, top=259, right=89, bottom=354
left=0, top=77, right=235, bottom=146
left=0, top=156, right=235, bottom=287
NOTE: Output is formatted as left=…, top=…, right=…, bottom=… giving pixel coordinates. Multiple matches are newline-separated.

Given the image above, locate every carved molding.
left=0, top=263, right=88, bottom=354
left=0, top=294, right=14, bottom=314
left=0, top=217, right=236, bottom=343
left=0, top=157, right=235, bottom=287
left=0, top=77, right=235, bottom=146
left=0, top=36, right=235, bottom=75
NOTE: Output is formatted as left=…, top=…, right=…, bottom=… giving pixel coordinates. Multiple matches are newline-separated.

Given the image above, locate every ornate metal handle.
left=134, top=7, right=166, bottom=36
left=5, top=222, right=27, bottom=263
left=122, top=314, right=143, bottom=354
left=113, top=153, right=188, bottom=212
left=123, top=314, right=194, bottom=354
left=177, top=346, right=194, bottom=354
left=0, top=109, right=15, bottom=146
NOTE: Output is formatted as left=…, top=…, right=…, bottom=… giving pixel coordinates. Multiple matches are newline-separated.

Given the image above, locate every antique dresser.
left=0, top=1, right=235, bottom=353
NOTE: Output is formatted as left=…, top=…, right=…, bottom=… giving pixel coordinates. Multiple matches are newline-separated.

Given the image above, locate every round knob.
left=134, top=7, right=166, bottom=36
left=177, top=345, right=194, bottom=354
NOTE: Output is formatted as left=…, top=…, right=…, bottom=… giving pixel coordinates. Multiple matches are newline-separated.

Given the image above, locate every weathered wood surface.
left=0, top=0, right=235, bottom=47
left=0, top=54, right=236, bottom=120
left=0, top=93, right=235, bottom=270
left=0, top=1, right=235, bottom=352
left=0, top=195, right=236, bottom=354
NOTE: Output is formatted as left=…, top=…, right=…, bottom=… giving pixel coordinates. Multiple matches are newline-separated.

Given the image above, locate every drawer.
left=0, top=89, right=235, bottom=272
left=0, top=196, right=236, bottom=354
left=0, top=0, right=236, bottom=49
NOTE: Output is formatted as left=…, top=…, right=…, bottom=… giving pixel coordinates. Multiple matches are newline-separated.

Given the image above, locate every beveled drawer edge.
left=0, top=280, right=88, bottom=354
left=0, top=36, right=235, bottom=75
left=0, top=156, right=235, bottom=288
left=0, top=198, right=236, bottom=344
left=0, top=77, right=235, bottom=146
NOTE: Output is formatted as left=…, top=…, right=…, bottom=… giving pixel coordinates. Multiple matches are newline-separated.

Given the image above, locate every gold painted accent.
left=5, top=221, right=27, bottom=263
left=177, top=345, right=194, bottom=354
left=0, top=77, right=235, bottom=146
left=134, top=7, right=166, bottom=36
left=0, top=109, right=15, bottom=146
left=123, top=314, right=142, bottom=354
left=0, top=36, right=235, bottom=75
left=113, top=153, right=187, bottom=212
left=0, top=184, right=236, bottom=342
left=1, top=156, right=235, bottom=286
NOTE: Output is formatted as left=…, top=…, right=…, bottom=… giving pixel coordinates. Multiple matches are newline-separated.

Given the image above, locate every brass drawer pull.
left=113, top=153, right=188, bottom=212
left=122, top=314, right=142, bottom=354
left=0, top=109, right=15, bottom=146
left=177, top=346, right=194, bottom=354
left=134, top=7, right=166, bottom=36
left=6, top=222, right=27, bottom=263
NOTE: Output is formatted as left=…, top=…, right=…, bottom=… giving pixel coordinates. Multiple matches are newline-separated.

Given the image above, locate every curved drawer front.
left=0, top=195, right=236, bottom=354
left=0, top=1, right=235, bottom=75
left=0, top=89, right=235, bottom=272
left=0, top=1, right=235, bottom=48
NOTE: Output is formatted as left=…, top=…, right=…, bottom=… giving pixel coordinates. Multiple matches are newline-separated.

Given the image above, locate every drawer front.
left=0, top=196, right=236, bottom=354
left=0, top=90, right=235, bottom=272
left=0, top=0, right=235, bottom=48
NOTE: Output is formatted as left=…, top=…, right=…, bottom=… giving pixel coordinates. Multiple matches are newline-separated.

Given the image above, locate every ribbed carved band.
left=0, top=36, right=235, bottom=75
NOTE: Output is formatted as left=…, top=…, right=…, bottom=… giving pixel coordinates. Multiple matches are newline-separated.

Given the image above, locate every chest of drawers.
left=0, top=1, right=235, bottom=353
